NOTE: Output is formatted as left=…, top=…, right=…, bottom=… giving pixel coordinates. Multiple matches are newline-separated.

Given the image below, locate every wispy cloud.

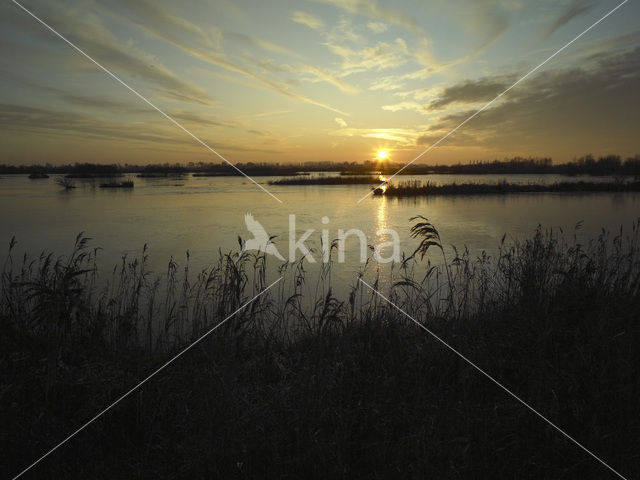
left=61, top=95, right=152, bottom=114
left=225, top=32, right=301, bottom=58
left=463, top=0, right=511, bottom=51
left=367, top=21, right=388, bottom=34
left=335, top=117, right=348, bottom=127
left=12, top=2, right=214, bottom=106
left=100, top=0, right=347, bottom=114
left=110, top=0, right=218, bottom=48
left=331, top=126, right=424, bottom=145
left=325, top=38, right=412, bottom=74
left=370, top=76, right=405, bottom=92
left=300, top=66, right=360, bottom=94
left=0, top=103, right=190, bottom=146
left=169, top=110, right=239, bottom=129
left=291, top=11, right=325, bottom=31
left=545, top=0, right=598, bottom=38
left=381, top=101, right=426, bottom=114
left=314, top=0, right=420, bottom=32
left=0, top=103, right=283, bottom=154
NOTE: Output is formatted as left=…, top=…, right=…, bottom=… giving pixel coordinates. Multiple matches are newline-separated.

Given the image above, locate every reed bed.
left=1, top=222, right=639, bottom=479
left=380, top=179, right=640, bottom=197
left=98, top=180, right=134, bottom=189
left=269, top=175, right=379, bottom=186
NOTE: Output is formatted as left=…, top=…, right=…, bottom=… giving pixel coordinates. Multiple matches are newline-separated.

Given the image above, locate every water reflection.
left=1, top=174, right=639, bottom=297
left=376, top=195, right=388, bottom=232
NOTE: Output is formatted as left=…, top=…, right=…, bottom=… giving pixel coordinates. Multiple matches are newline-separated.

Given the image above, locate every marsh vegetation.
left=379, top=179, right=640, bottom=196
left=1, top=221, right=639, bottom=478
left=269, top=175, right=379, bottom=185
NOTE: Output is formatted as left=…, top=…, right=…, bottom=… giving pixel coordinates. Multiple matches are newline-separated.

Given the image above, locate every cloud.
left=335, top=117, right=348, bottom=127
left=326, top=38, right=412, bottom=74
left=102, top=0, right=347, bottom=114
left=224, top=32, right=301, bottom=58
left=10, top=2, right=213, bottom=106
left=0, top=103, right=282, bottom=154
left=314, top=0, right=420, bottom=32
left=367, top=21, right=388, bottom=34
left=300, top=66, right=360, bottom=94
left=545, top=0, right=598, bottom=38
left=454, top=0, right=511, bottom=52
left=291, top=11, right=325, bottom=31
left=169, top=111, right=239, bottom=129
left=417, top=47, right=640, bottom=155
left=0, top=103, right=190, bottom=146
left=381, top=101, right=427, bottom=114
left=429, top=76, right=514, bottom=109
left=332, top=126, right=424, bottom=145
left=62, top=95, right=152, bottom=114
left=0, top=71, right=156, bottom=116
left=239, top=58, right=359, bottom=95
left=370, top=76, right=405, bottom=92
left=110, top=0, right=218, bottom=48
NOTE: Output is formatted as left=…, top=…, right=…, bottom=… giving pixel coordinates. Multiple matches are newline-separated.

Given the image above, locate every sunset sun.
left=1, top=1, right=638, bottom=478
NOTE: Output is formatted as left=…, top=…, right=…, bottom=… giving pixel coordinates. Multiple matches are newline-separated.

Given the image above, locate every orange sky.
left=1, top=0, right=639, bottom=166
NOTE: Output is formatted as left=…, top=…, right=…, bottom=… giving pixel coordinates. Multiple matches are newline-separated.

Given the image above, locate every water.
left=1, top=173, right=638, bottom=295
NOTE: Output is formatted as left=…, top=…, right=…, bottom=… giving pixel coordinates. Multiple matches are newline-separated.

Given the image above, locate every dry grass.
left=269, top=176, right=379, bottom=186
left=1, top=221, right=639, bottom=479
left=380, top=179, right=640, bottom=197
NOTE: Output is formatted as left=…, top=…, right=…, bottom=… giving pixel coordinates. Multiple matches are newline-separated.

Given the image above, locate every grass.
left=136, top=172, right=185, bottom=178
left=269, top=175, right=380, bottom=185
left=1, top=222, right=640, bottom=479
left=98, top=180, right=134, bottom=188
left=379, top=179, right=640, bottom=197
left=54, top=177, right=76, bottom=190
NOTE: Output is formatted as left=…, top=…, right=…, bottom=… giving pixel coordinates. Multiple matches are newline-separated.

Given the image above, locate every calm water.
left=1, top=174, right=638, bottom=294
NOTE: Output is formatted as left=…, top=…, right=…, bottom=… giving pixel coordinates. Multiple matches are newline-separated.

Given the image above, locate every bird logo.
left=240, top=213, right=285, bottom=260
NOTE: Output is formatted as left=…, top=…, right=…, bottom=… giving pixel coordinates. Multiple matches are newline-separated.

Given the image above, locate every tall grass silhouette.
left=2, top=221, right=639, bottom=478
left=379, top=179, right=640, bottom=196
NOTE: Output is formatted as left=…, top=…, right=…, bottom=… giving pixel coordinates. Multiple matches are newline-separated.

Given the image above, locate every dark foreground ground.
left=1, top=225, right=639, bottom=479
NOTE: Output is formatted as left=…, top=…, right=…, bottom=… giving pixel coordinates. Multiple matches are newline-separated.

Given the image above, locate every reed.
left=54, top=176, right=76, bottom=189
left=269, top=175, right=379, bottom=185
left=379, top=179, right=640, bottom=196
left=98, top=180, right=134, bottom=188
left=1, top=222, right=639, bottom=478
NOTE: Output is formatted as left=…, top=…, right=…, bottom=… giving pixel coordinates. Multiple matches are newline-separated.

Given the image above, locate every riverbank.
left=378, top=179, right=640, bottom=196
left=269, top=175, right=378, bottom=185
left=3, top=154, right=640, bottom=177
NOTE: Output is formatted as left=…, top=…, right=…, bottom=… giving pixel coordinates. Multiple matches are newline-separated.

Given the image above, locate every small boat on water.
left=28, top=173, right=49, bottom=179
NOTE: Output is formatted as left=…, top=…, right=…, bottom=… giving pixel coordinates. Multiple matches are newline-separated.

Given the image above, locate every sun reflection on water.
left=376, top=193, right=388, bottom=232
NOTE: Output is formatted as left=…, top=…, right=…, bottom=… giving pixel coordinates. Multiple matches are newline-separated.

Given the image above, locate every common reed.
left=2, top=221, right=639, bottom=479
left=54, top=177, right=76, bottom=189
left=379, top=179, right=640, bottom=196
left=98, top=180, right=134, bottom=188
left=269, top=176, right=379, bottom=186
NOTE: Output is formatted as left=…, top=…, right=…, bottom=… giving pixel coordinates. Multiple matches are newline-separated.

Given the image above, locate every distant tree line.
left=1, top=155, right=639, bottom=176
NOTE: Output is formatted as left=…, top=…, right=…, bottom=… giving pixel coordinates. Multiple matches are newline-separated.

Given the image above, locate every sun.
left=377, top=149, right=388, bottom=160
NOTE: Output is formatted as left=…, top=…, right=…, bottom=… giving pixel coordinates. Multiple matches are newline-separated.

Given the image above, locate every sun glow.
left=377, top=149, right=388, bottom=160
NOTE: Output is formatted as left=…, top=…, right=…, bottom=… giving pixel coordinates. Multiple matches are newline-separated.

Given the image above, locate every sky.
left=1, top=0, right=639, bottom=166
